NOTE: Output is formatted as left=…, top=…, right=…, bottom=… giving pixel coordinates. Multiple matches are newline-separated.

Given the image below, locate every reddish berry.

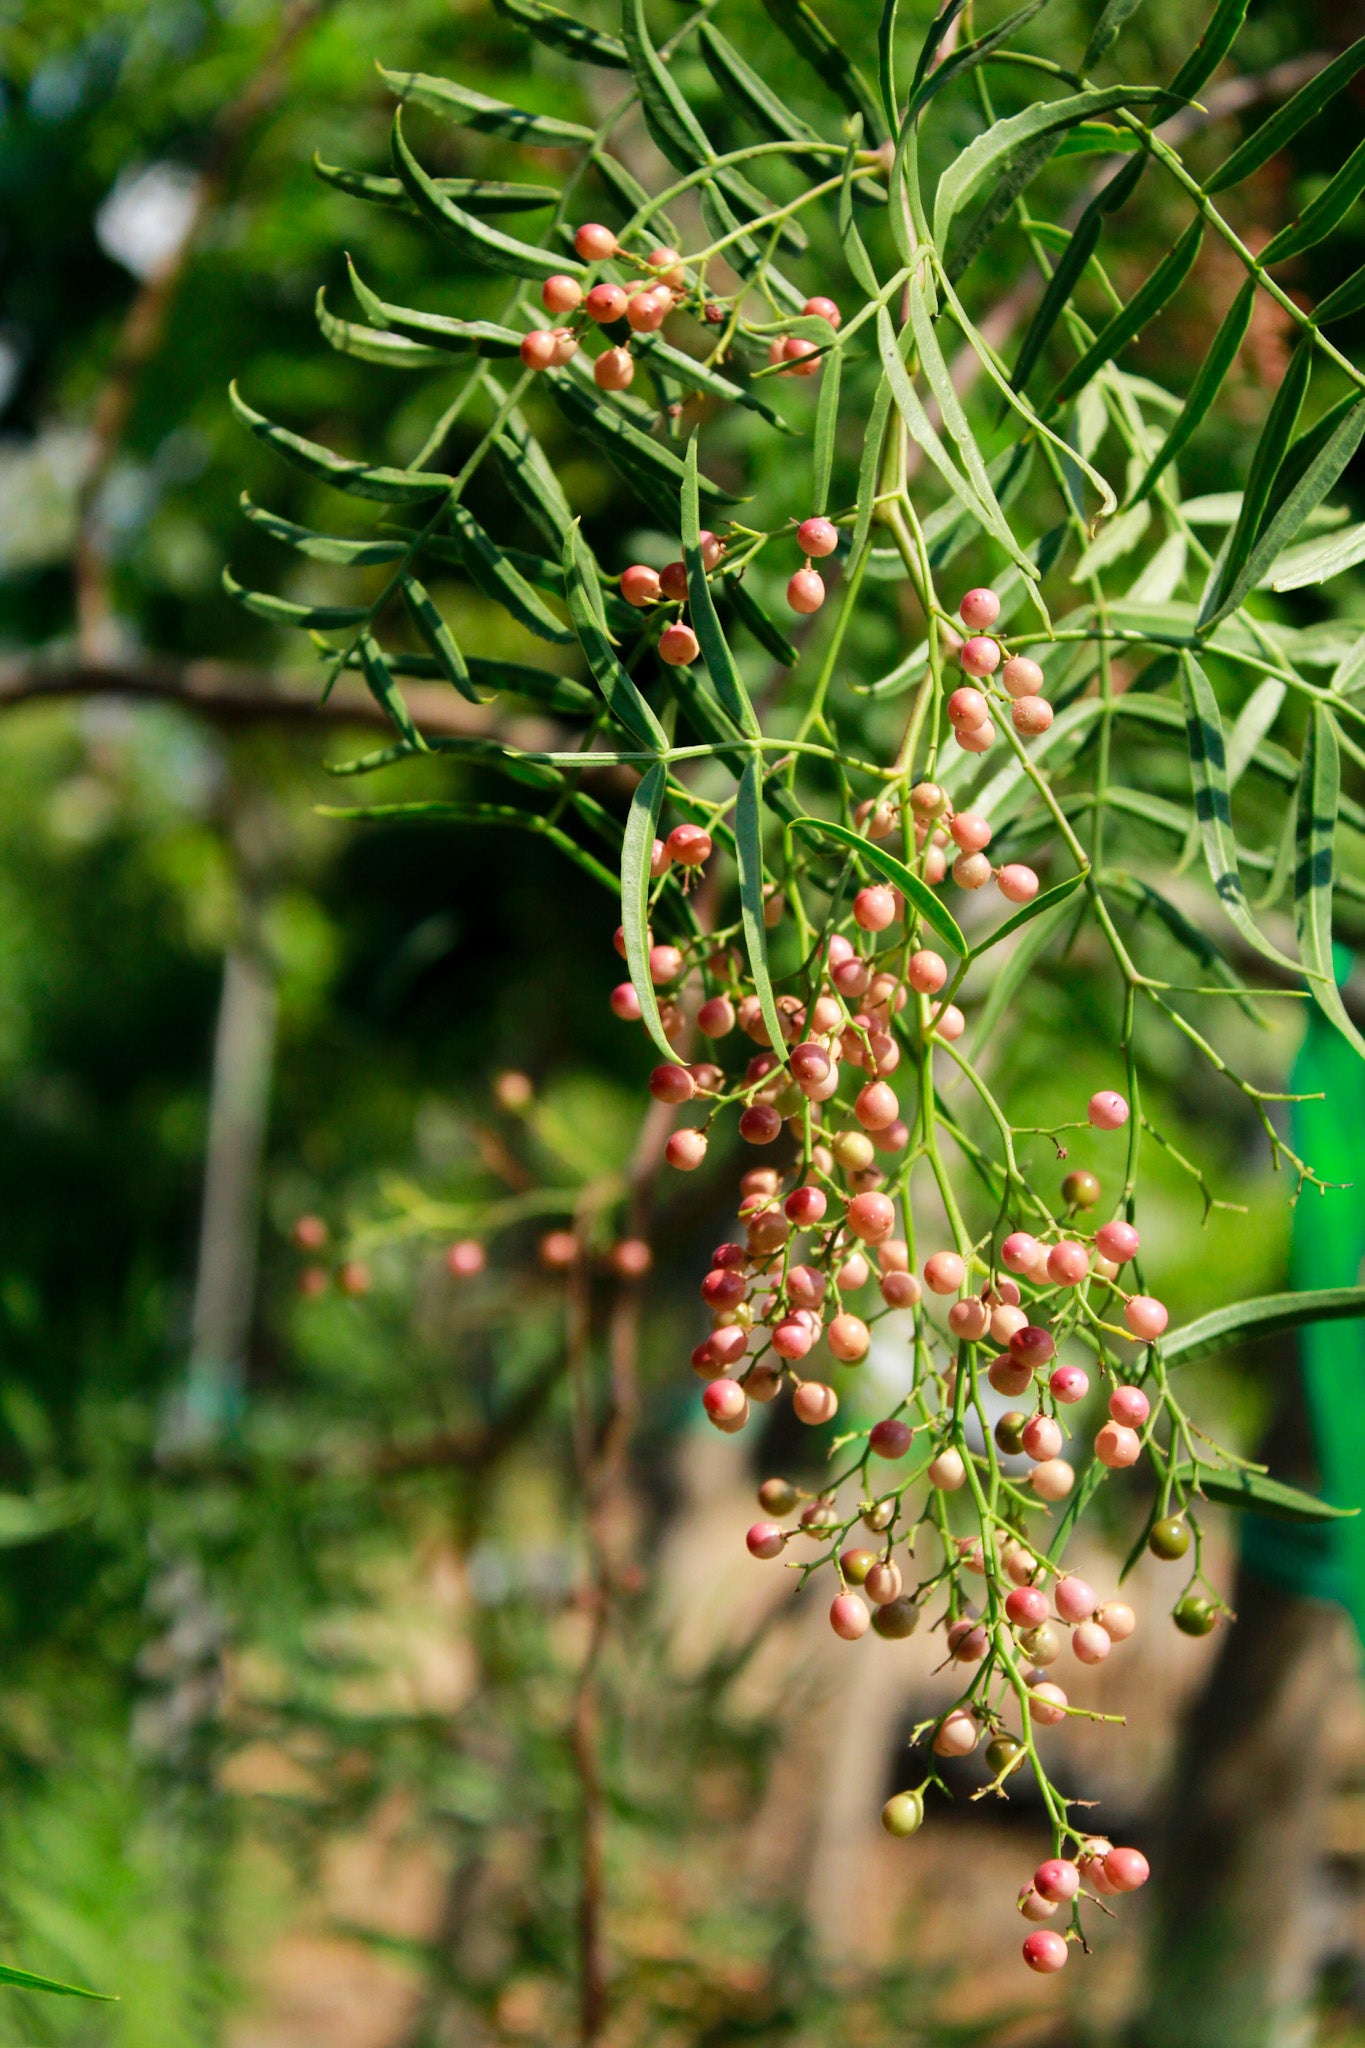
left=1054, top=1575, right=1096, bottom=1623
left=948, top=1617, right=989, bottom=1662
left=626, top=287, right=669, bottom=333
left=645, top=243, right=686, bottom=285
left=586, top=282, right=627, bottom=323
left=1097, top=1600, right=1136, bottom=1641
left=784, top=1184, right=827, bottom=1226
left=298, top=1266, right=328, bottom=1298
left=1047, top=1240, right=1089, bottom=1287
left=997, top=864, right=1039, bottom=904
left=337, top=1260, right=371, bottom=1296
left=649, top=1062, right=694, bottom=1105
left=786, top=1264, right=826, bottom=1309
left=549, top=328, right=577, bottom=366
left=801, top=294, right=841, bottom=327
left=658, top=559, right=689, bottom=602
left=830, top=1592, right=869, bottom=1640
left=870, top=1417, right=913, bottom=1459
left=594, top=346, right=634, bottom=391
left=907, top=950, right=948, bottom=995
left=923, top=1250, right=966, bottom=1295
left=1035, top=1859, right=1080, bottom=1904
left=292, top=1215, right=329, bottom=1252
left=989, top=1356, right=1034, bottom=1401
left=959, top=587, right=1001, bottom=630
left=1073, top=1620, right=1111, bottom=1664
left=1105, top=1847, right=1150, bottom=1893
left=1050, top=1365, right=1089, bottom=1404
left=952, top=851, right=992, bottom=891
left=1002, top=654, right=1045, bottom=698
left=738, top=1103, right=782, bottom=1145
left=797, top=516, right=838, bottom=557
left=1097, top=1219, right=1140, bottom=1263
left=1124, top=1295, right=1168, bottom=1341
left=772, top=1317, right=813, bottom=1361
left=960, top=636, right=1001, bottom=678
left=947, top=1296, right=990, bottom=1340
left=789, top=1040, right=830, bottom=1084
left=610, top=1238, right=652, bottom=1279
left=659, top=622, right=699, bottom=666
left=1109, top=1385, right=1150, bottom=1427
left=788, top=567, right=826, bottom=614
left=855, top=1081, right=899, bottom=1131
left=793, top=1380, right=838, bottom=1425
left=540, top=1231, right=579, bottom=1270
left=1022, top=1414, right=1062, bottom=1462
left=703, top=1379, right=749, bottom=1432
left=1001, top=1232, right=1045, bottom=1277
left=955, top=719, right=996, bottom=754
left=701, top=1267, right=745, bottom=1310
left=853, top=884, right=897, bottom=931
left=542, top=273, right=582, bottom=314
left=445, top=1239, right=486, bottom=1278
left=782, top=335, right=820, bottom=375
left=1088, top=1089, right=1129, bottom=1130
left=1095, top=1420, right=1141, bottom=1468
left=610, top=981, right=642, bottom=1022
left=666, top=1128, right=707, bottom=1171
left=1028, top=1680, right=1068, bottom=1726
left=838, top=1252, right=870, bottom=1290
left=696, top=530, right=725, bottom=571
left=519, top=329, right=558, bottom=370
left=947, top=685, right=989, bottom=729
left=933, top=1709, right=979, bottom=1757
left=666, top=822, right=712, bottom=867
left=949, top=810, right=992, bottom=853
left=1012, top=696, right=1054, bottom=736
left=879, top=1271, right=919, bottom=1308
left=746, top=1521, right=785, bottom=1560
left=1010, top=1325, right=1055, bottom=1367
left=1007, top=1586, right=1050, bottom=1628
left=1022, top=1931, right=1069, bottom=1975
left=864, top=1560, right=902, bottom=1604
left=574, top=222, right=618, bottom=259
left=1019, top=1887, right=1060, bottom=1923
left=621, top=564, right=661, bottom=607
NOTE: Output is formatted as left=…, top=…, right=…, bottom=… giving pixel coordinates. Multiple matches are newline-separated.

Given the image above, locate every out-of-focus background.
left=3, top=1, right=1365, bottom=2043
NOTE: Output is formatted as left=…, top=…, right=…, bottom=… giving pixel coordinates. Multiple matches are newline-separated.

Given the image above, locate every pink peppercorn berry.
left=1088, top=1090, right=1130, bottom=1130
left=959, top=587, right=1001, bottom=631
left=960, top=636, right=1001, bottom=678
left=802, top=294, right=841, bottom=326
left=1124, top=1295, right=1169, bottom=1341
left=1096, top=1218, right=1140, bottom=1263
left=746, top=1522, right=785, bottom=1560
left=574, top=223, right=618, bottom=260
left=1050, top=1365, right=1089, bottom=1404
left=797, top=516, right=839, bottom=557
left=788, top=568, right=826, bottom=614
left=869, top=1418, right=912, bottom=1459
left=1022, top=1930, right=1069, bottom=1974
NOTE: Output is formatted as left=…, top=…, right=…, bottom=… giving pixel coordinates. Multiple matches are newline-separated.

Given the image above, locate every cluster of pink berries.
left=614, top=535, right=727, bottom=670
left=944, top=587, right=1054, bottom=749
left=518, top=223, right=689, bottom=391
left=1015, top=1844, right=1150, bottom=1972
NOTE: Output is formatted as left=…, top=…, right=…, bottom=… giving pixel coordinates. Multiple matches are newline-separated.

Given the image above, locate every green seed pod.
left=871, top=1595, right=919, bottom=1639
left=1173, top=1595, right=1217, bottom=1637
left=1148, top=1515, right=1191, bottom=1561
left=880, top=1789, right=924, bottom=1838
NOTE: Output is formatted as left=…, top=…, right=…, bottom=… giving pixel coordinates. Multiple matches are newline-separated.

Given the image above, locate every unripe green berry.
left=1149, top=1515, right=1191, bottom=1561
left=1061, top=1168, right=1100, bottom=1208
left=881, top=1789, right=924, bottom=1838
left=871, top=1595, right=919, bottom=1639
left=1174, top=1595, right=1217, bottom=1637
left=995, top=1410, right=1027, bottom=1456
left=986, top=1734, right=1024, bottom=1776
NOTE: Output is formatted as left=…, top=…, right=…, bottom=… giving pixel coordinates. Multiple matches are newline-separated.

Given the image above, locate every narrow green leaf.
left=948, top=128, right=1062, bottom=281
left=839, top=136, right=881, bottom=298
left=812, top=344, right=842, bottom=516
left=1107, top=871, right=1266, bottom=1022
left=1180, top=650, right=1302, bottom=971
left=445, top=502, right=573, bottom=644
left=320, top=799, right=617, bottom=890
left=908, top=0, right=1055, bottom=122
left=489, top=0, right=629, bottom=67
left=379, top=65, right=594, bottom=146
left=1294, top=704, right=1365, bottom=1057
left=358, top=631, right=426, bottom=748
left=757, top=0, right=886, bottom=141
left=222, top=566, right=368, bottom=630
left=1199, top=333, right=1311, bottom=622
left=724, top=578, right=798, bottom=666
left=967, top=870, right=1088, bottom=961
left=879, top=306, right=1036, bottom=578
left=633, top=332, right=793, bottom=429
left=1225, top=675, right=1286, bottom=788
left=563, top=524, right=667, bottom=752
left=588, top=148, right=679, bottom=247
left=909, top=281, right=1040, bottom=583
left=549, top=371, right=742, bottom=516
left=697, top=24, right=826, bottom=177
left=314, top=157, right=557, bottom=213
left=1263, top=133, right=1365, bottom=265
left=1049, top=218, right=1203, bottom=409
left=683, top=436, right=759, bottom=739
left=0, top=1963, right=113, bottom=2002
left=344, top=260, right=523, bottom=356
left=1133, top=281, right=1254, bottom=502
left=1010, top=155, right=1146, bottom=397
left=1207, top=38, right=1365, bottom=193
left=850, top=376, right=894, bottom=563
left=466, top=659, right=594, bottom=713
left=622, top=762, right=675, bottom=1060
left=1270, top=519, right=1365, bottom=592
left=391, top=111, right=583, bottom=281
left=909, top=1, right=968, bottom=103
left=1167, top=1284, right=1365, bottom=1366
left=793, top=817, right=968, bottom=955
left=400, top=573, right=479, bottom=704
left=1169, top=1463, right=1353, bottom=1522
left=1054, top=122, right=1140, bottom=159
left=969, top=897, right=1074, bottom=1049
left=229, top=382, right=451, bottom=504
left=1083, top=0, right=1145, bottom=70
left=494, top=404, right=575, bottom=551
left=933, top=87, right=1158, bottom=248
left=1167, top=0, right=1250, bottom=102
left=621, top=0, right=713, bottom=172
left=1314, top=259, right=1365, bottom=325
left=1203, top=394, right=1365, bottom=630
left=316, top=288, right=448, bottom=369
left=238, top=495, right=404, bottom=565
left=736, top=758, right=787, bottom=1055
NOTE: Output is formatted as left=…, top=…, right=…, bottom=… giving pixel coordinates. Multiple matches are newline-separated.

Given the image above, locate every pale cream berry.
left=928, top=1448, right=967, bottom=1491
left=1030, top=1458, right=1075, bottom=1500
left=1002, top=654, right=1045, bottom=698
